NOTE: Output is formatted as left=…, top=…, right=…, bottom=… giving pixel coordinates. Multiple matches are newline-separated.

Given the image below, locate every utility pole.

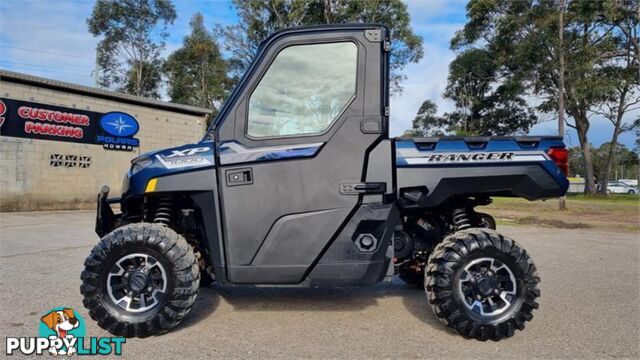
left=558, top=0, right=567, bottom=210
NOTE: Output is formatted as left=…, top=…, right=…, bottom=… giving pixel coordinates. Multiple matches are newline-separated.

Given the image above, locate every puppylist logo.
left=5, top=307, right=125, bottom=356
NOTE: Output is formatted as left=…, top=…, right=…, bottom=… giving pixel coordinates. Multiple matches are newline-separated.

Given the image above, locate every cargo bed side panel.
left=395, top=137, right=569, bottom=207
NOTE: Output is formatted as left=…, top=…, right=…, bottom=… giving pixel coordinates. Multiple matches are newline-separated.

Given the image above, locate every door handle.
left=226, top=168, right=253, bottom=186
left=340, top=182, right=386, bottom=195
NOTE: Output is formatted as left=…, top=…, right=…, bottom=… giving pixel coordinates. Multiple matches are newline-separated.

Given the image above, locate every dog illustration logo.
left=41, top=308, right=79, bottom=339
left=40, top=308, right=81, bottom=356
left=5, top=306, right=125, bottom=356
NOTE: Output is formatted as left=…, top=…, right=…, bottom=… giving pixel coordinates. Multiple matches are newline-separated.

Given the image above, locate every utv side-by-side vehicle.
left=81, top=24, right=569, bottom=341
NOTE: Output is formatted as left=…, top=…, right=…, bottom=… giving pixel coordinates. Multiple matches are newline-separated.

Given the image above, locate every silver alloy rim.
left=458, top=257, right=517, bottom=317
left=107, top=253, right=167, bottom=313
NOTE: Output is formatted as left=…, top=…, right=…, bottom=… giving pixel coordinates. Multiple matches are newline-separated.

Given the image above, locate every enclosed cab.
left=83, top=24, right=568, bottom=341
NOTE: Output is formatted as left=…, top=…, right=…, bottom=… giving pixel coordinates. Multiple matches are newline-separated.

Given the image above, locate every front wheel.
left=80, top=223, right=200, bottom=337
left=628, top=190, right=635, bottom=195
left=425, top=228, right=540, bottom=341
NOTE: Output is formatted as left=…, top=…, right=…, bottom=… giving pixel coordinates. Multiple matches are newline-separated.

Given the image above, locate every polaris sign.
left=97, top=112, right=140, bottom=151
left=100, top=112, right=139, bottom=137
left=0, top=97, right=140, bottom=152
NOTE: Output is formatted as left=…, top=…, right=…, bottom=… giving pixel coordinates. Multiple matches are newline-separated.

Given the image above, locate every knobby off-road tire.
left=81, top=223, right=200, bottom=338
left=425, top=228, right=540, bottom=341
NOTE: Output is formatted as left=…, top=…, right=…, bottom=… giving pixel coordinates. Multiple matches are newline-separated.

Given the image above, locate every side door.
left=214, top=26, right=389, bottom=284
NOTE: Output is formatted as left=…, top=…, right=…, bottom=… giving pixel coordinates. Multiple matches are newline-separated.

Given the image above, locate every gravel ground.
left=1, top=210, right=638, bottom=359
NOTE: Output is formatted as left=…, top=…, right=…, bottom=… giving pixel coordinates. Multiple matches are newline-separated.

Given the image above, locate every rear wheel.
left=81, top=223, right=200, bottom=337
left=425, top=228, right=540, bottom=341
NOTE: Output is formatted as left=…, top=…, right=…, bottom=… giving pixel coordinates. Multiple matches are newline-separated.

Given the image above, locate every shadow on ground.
left=179, top=280, right=454, bottom=337
left=174, top=287, right=221, bottom=330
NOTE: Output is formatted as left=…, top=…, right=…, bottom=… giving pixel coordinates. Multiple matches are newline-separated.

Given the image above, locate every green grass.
left=491, top=194, right=639, bottom=205
left=565, top=193, right=640, bottom=203
left=487, top=194, right=639, bottom=231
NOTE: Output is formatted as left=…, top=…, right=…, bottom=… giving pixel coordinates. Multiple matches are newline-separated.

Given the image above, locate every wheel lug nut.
left=147, top=287, right=153, bottom=292
left=494, top=289, right=500, bottom=294
left=476, top=295, right=482, bottom=300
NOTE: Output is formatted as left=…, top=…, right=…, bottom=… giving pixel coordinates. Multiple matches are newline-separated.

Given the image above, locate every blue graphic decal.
left=395, top=138, right=566, bottom=167
left=395, top=137, right=569, bottom=190
left=125, top=141, right=216, bottom=195
left=218, top=141, right=323, bottom=165
left=99, top=112, right=139, bottom=137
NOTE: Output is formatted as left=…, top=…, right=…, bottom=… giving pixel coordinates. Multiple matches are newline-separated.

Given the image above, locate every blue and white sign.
left=97, top=112, right=140, bottom=151
left=99, top=112, right=139, bottom=137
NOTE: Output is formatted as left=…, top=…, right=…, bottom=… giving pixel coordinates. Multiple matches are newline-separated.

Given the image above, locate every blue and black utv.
left=82, top=24, right=569, bottom=341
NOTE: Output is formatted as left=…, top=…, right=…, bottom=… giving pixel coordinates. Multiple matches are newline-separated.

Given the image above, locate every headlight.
left=131, top=157, right=154, bottom=175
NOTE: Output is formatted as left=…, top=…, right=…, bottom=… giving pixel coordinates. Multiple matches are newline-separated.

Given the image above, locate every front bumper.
left=96, top=186, right=122, bottom=237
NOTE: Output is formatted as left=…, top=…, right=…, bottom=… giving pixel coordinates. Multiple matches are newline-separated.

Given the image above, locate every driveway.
left=1, top=211, right=638, bottom=359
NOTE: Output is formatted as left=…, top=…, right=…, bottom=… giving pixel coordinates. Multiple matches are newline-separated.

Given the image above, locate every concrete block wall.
left=0, top=81, right=208, bottom=211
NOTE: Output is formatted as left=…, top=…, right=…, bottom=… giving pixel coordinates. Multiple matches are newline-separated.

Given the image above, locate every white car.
left=607, top=181, right=638, bottom=194
left=619, top=179, right=638, bottom=187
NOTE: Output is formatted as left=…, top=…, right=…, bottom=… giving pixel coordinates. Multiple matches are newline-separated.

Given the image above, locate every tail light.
left=547, top=147, right=568, bottom=176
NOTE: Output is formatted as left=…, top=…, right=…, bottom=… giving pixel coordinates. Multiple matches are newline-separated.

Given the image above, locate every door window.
left=247, top=42, right=357, bottom=138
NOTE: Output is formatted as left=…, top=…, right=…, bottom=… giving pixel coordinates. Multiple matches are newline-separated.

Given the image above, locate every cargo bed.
left=394, top=136, right=569, bottom=208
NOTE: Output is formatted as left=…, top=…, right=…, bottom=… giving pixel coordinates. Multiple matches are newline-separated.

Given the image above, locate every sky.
left=0, top=0, right=637, bottom=148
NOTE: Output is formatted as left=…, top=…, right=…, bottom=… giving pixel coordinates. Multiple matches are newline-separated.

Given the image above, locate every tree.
left=407, top=49, right=537, bottom=137
left=123, top=59, right=163, bottom=99
left=164, top=13, right=229, bottom=117
left=87, top=0, right=177, bottom=98
left=442, top=48, right=537, bottom=136
left=216, top=0, right=423, bottom=94
left=594, top=0, right=640, bottom=194
left=593, top=142, right=639, bottom=184
left=403, top=100, right=446, bottom=137
left=628, top=118, right=640, bottom=152
left=567, top=146, right=586, bottom=177
left=451, top=0, right=629, bottom=194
